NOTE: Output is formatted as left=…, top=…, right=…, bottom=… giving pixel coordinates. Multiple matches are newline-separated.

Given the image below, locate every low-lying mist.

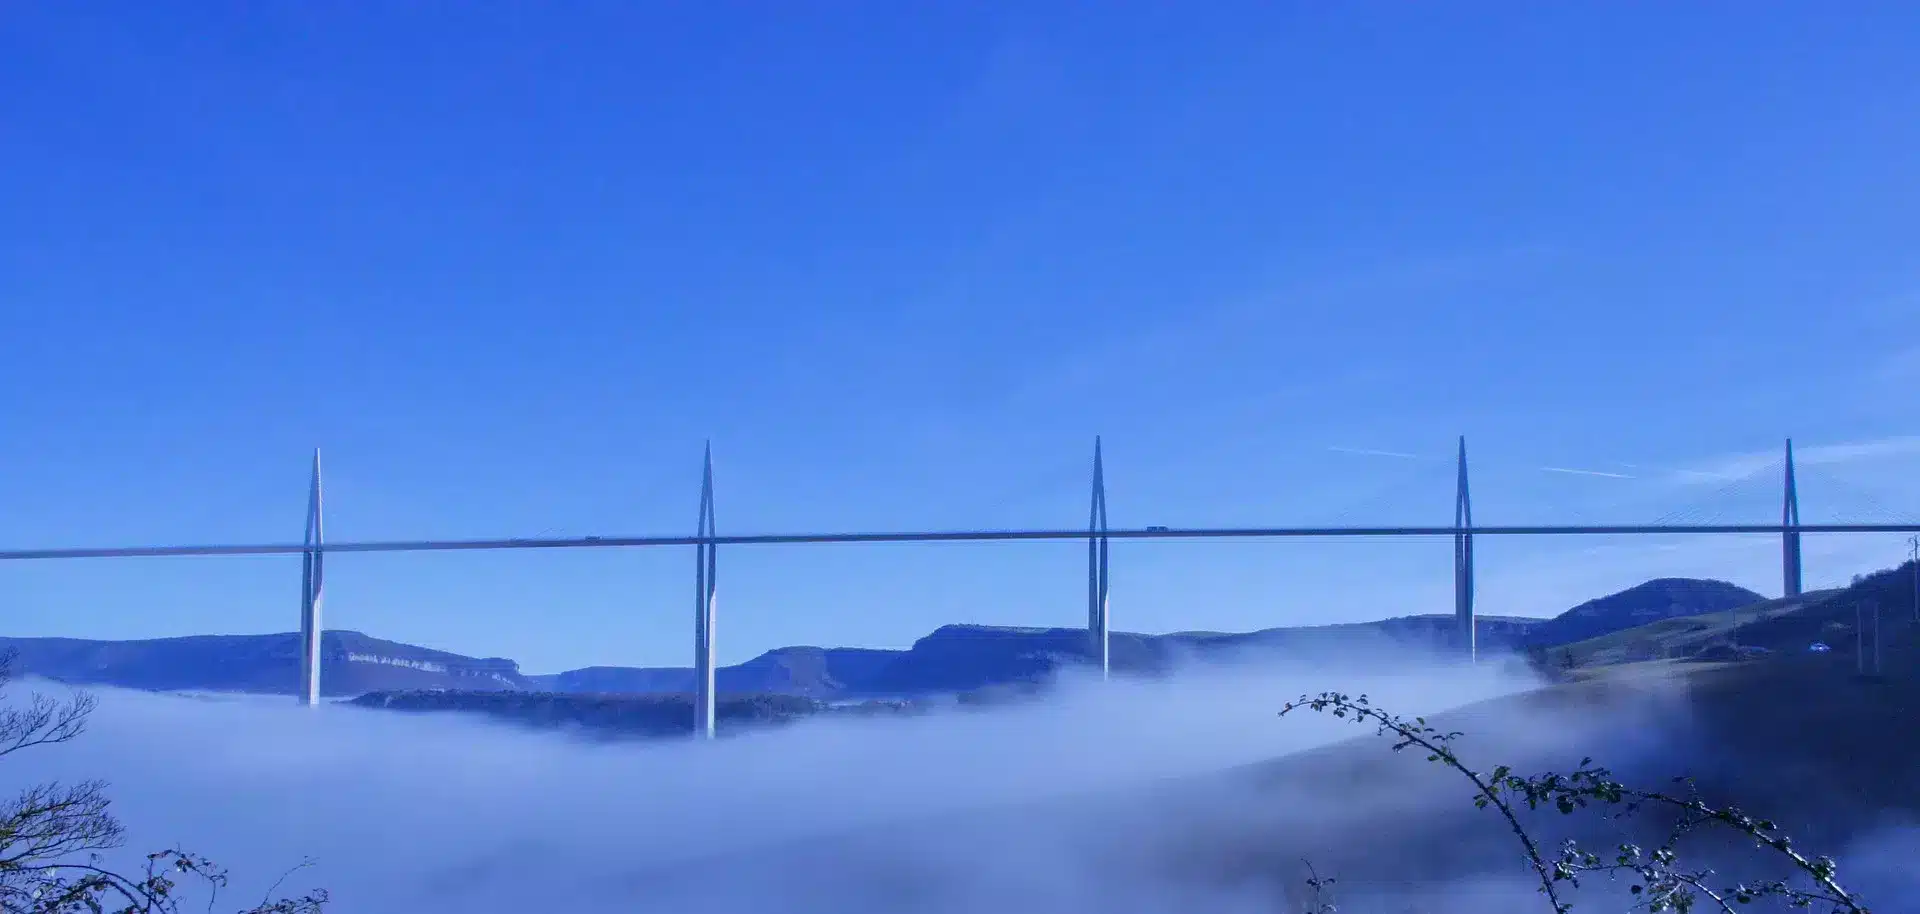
left=9, top=647, right=1917, bottom=913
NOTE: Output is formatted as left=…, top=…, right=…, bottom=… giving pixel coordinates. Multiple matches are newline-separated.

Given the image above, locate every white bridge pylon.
left=297, top=449, right=324, bottom=706
left=1088, top=437, right=1110, bottom=680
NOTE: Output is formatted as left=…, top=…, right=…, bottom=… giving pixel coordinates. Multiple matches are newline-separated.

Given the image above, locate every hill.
left=0, top=629, right=526, bottom=696
left=524, top=646, right=901, bottom=698
left=852, top=614, right=1548, bottom=696
left=1519, top=577, right=1764, bottom=647
left=3, top=575, right=1762, bottom=701
left=1551, top=561, right=1917, bottom=670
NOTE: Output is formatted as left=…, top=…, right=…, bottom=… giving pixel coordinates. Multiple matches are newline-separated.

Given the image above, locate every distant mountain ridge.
left=516, top=614, right=1546, bottom=699
left=1, top=577, right=1765, bottom=699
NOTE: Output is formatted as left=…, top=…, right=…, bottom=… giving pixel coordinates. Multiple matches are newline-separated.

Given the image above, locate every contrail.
left=1620, top=461, right=1727, bottom=482
left=1328, top=446, right=1427, bottom=460
left=1540, top=466, right=1636, bottom=479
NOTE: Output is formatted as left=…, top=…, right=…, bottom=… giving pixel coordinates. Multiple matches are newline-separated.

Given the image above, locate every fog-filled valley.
left=13, top=643, right=1918, bottom=913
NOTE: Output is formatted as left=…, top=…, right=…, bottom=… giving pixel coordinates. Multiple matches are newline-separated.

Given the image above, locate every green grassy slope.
left=1547, top=590, right=1838, bottom=667
left=1551, top=561, right=1920, bottom=670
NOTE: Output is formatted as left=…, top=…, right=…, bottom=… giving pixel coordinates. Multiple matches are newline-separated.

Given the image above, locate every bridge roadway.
left=2, top=522, right=1918, bottom=561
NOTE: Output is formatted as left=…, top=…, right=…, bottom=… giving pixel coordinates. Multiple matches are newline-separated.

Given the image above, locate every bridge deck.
left=2, top=523, right=1917, bottom=561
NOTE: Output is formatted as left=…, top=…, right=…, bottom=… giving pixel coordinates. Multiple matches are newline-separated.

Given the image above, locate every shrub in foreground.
left=0, top=653, right=327, bottom=914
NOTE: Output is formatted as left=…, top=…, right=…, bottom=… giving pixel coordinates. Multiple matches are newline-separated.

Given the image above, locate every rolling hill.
left=1518, top=577, right=1764, bottom=647
left=1552, top=561, right=1917, bottom=670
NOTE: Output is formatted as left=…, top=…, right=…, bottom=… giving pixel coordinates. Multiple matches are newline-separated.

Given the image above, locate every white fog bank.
left=8, top=652, right=1916, bottom=913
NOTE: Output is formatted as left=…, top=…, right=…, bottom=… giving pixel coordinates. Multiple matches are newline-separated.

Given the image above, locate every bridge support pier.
left=693, top=443, right=718, bottom=739
left=1454, top=436, right=1475, bottom=663
left=1088, top=437, right=1110, bottom=679
left=298, top=449, right=325, bottom=705
left=1782, top=438, right=1802, bottom=599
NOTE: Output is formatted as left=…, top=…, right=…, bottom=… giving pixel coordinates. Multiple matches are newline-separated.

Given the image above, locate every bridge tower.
left=1087, top=437, right=1110, bottom=679
left=1782, top=438, right=1802, bottom=599
left=693, top=443, right=718, bottom=739
left=1454, top=436, right=1475, bottom=662
left=298, top=449, right=325, bottom=705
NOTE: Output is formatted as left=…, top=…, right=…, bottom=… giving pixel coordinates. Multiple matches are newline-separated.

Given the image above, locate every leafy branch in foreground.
left=0, top=650, right=328, bottom=914
left=1279, top=691, right=1868, bottom=914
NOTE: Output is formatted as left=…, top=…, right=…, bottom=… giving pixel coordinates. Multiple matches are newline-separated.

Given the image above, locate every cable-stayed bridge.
left=3, top=437, right=1917, bottom=738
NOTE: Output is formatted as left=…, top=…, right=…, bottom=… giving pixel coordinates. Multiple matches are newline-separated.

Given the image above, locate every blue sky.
left=4, top=3, right=1920, bottom=673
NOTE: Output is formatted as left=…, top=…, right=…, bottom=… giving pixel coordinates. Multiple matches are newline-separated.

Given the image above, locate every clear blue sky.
left=4, top=3, right=1920, bottom=673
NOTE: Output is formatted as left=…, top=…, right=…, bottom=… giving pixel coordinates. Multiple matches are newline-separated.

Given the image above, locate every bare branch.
left=0, top=779, right=125, bottom=867
left=1281, top=691, right=1873, bottom=914
left=0, top=690, right=96, bottom=761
